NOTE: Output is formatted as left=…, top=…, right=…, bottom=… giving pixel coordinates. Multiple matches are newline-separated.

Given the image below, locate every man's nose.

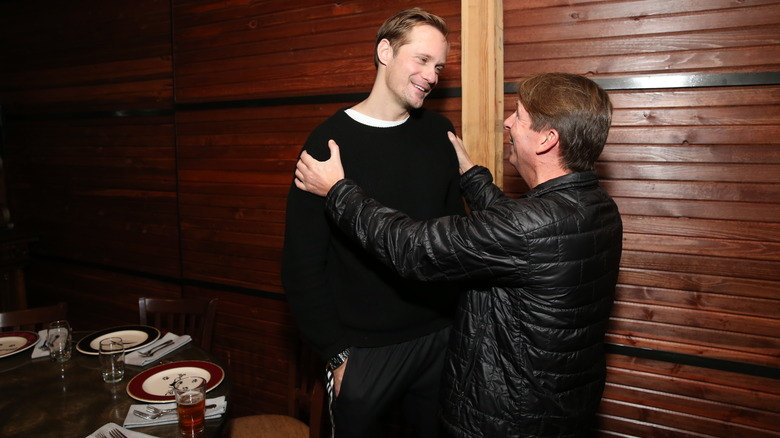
left=422, top=66, right=438, bottom=85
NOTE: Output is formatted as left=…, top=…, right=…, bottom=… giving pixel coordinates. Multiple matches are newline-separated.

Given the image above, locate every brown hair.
left=374, top=8, right=449, bottom=68
left=517, top=73, right=613, bottom=172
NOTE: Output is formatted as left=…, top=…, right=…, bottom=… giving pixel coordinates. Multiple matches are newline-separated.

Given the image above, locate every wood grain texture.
left=172, top=0, right=462, bottom=102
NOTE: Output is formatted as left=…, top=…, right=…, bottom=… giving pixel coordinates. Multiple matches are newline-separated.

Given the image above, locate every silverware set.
left=38, top=334, right=59, bottom=351
left=95, top=428, right=127, bottom=438
left=133, top=403, right=216, bottom=420
left=136, top=339, right=174, bottom=357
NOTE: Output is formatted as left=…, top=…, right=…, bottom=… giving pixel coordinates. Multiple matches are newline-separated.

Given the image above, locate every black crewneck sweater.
left=282, top=108, right=465, bottom=361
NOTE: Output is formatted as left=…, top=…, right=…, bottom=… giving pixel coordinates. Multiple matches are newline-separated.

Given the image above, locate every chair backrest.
left=138, top=297, right=218, bottom=351
left=289, top=339, right=327, bottom=438
left=0, top=302, right=68, bottom=332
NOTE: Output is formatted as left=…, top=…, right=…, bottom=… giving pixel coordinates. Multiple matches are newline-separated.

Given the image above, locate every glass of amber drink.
left=174, top=376, right=207, bottom=436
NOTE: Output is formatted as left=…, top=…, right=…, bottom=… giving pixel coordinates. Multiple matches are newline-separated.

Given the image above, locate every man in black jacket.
left=294, top=73, right=623, bottom=437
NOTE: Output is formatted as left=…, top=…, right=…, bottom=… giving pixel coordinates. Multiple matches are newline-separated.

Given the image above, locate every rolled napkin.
left=31, top=329, right=49, bottom=359
left=122, top=396, right=227, bottom=428
left=125, top=332, right=192, bottom=366
left=87, top=422, right=157, bottom=438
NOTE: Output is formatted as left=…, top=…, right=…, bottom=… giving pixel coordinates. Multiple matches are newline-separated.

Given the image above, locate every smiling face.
left=504, top=100, right=549, bottom=185
left=380, top=24, right=448, bottom=112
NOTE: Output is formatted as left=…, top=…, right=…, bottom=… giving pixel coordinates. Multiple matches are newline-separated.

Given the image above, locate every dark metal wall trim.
left=3, top=108, right=174, bottom=121
left=174, top=85, right=462, bottom=112
left=32, top=253, right=284, bottom=302
left=505, top=71, right=780, bottom=93
left=606, top=344, right=780, bottom=380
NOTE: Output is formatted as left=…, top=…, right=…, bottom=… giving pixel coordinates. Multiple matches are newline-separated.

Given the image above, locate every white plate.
left=76, top=325, right=160, bottom=355
left=126, top=360, right=224, bottom=403
left=0, top=331, right=39, bottom=359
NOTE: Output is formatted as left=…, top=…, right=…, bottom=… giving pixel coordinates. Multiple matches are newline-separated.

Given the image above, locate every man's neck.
left=525, top=151, right=570, bottom=189
left=351, top=77, right=411, bottom=121
left=351, top=97, right=410, bottom=122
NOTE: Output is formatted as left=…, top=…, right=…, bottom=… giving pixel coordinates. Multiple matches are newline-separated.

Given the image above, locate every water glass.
left=174, top=376, right=207, bottom=436
left=99, top=337, right=125, bottom=383
left=47, top=320, right=72, bottom=363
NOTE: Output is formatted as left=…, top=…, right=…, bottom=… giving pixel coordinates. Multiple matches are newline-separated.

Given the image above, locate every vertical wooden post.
left=461, top=0, right=504, bottom=187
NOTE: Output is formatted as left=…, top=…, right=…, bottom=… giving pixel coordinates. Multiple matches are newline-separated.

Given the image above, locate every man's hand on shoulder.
left=295, top=139, right=346, bottom=196
left=448, top=132, right=475, bottom=175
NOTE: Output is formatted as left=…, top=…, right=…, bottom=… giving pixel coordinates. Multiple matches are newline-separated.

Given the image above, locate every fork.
left=95, top=432, right=107, bottom=438
left=135, top=403, right=217, bottom=419
left=108, top=429, right=128, bottom=438
left=39, top=334, right=58, bottom=350
left=136, top=339, right=174, bottom=357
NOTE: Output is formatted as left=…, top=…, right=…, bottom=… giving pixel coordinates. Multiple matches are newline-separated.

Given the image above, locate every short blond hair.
left=374, top=8, right=449, bottom=68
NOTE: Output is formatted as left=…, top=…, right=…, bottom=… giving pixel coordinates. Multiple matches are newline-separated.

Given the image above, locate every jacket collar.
left=525, top=171, right=599, bottom=198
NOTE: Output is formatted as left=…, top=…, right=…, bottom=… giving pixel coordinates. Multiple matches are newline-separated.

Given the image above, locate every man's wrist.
left=327, top=347, right=351, bottom=370
left=460, top=163, right=475, bottom=175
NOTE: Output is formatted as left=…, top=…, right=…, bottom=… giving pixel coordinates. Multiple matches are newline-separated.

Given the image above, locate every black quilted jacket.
left=325, top=166, right=623, bottom=437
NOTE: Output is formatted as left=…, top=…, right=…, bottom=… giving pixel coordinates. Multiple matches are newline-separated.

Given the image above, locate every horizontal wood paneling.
left=598, top=354, right=780, bottom=436
left=175, top=103, right=329, bottom=292
left=3, top=117, right=180, bottom=278
left=0, top=0, right=172, bottom=113
left=504, top=1, right=780, bottom=78
left=172, top=0, right=462, bottom=102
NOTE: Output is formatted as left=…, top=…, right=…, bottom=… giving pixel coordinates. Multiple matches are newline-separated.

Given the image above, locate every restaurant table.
left=0, top=331, right=230, bottom=438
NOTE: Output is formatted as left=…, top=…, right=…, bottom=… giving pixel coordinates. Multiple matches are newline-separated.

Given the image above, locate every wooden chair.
left=0, top=302, right=68, bottom=332
left=228, top=339, right=328, bottom=438
left=138, top=297, right=218, bottom=352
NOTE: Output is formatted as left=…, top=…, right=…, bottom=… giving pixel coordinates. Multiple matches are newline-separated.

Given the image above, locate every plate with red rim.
left=0, top=331, right=39, bottom=359
left=126, top=360, right=224, bottom=403
left=76, top=325, right=160, bottom=355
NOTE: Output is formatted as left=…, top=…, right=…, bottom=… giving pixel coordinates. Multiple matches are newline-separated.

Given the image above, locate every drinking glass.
left=174, top=376, right=207, bottom=436
left=47, top=320, right=72, bottom=363
left=99, top=337, right=125, bottom=383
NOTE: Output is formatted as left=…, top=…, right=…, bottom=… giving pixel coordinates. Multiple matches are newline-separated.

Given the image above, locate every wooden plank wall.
left=0, top=0, right=463, bottom=421
left=502, top=0, right=780, bottom=436
left=2, top=0, right=779, bottom=434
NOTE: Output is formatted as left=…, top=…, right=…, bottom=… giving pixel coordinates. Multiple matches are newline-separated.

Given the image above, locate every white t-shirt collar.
left=345, top=108, right=409, bottom=128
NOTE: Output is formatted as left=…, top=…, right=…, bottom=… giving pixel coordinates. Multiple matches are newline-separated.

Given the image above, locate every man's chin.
left=408, top=98, right=426, bottom=109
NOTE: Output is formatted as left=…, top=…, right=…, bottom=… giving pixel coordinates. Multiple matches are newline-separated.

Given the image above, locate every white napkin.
left=122, top=396, right=227, bottom=429
left=125, top=332, right=192, bottom=366
left=31, top=329, right=49, bottom=359
left=86, top=422, right=157, bottom=438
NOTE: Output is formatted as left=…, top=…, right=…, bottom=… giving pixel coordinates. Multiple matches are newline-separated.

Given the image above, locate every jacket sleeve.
left=459, top=165, right=507, bottom=211
left=325, top=166, right=527, bottom=285
left=282, top=132, right=349, bottom=361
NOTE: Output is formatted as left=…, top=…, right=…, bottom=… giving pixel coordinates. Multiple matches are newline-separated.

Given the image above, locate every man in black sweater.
left=281, top=8, right=464, bottom=437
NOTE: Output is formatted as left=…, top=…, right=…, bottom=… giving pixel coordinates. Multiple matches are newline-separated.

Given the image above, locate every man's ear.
left=377, top=39, right=393, bottom=66
left=537, top=129, right=559, bottom=154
